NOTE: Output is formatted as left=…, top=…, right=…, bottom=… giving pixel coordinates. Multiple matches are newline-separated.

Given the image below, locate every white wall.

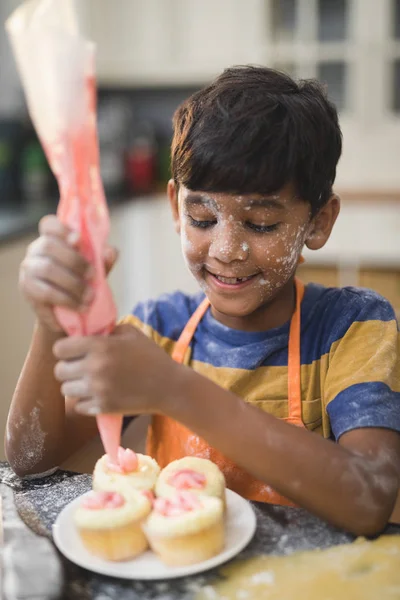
left=337, top=120, right=400, bottom=190
left=108, top=197, right=198, bottom=316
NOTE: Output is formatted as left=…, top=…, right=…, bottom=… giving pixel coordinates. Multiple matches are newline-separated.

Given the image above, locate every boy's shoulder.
left=305, top=282, right=396, bottom=320
left=131, top=290, right=205, bottom=341
left=303, top=283, right=398, bottom=348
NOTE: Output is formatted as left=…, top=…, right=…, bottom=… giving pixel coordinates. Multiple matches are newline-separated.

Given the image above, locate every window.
left=266, top=0, right=351, bottom=112
left=318, top=0, right=348, bottom=42
left=317, top=61, right=347, bottom=111
left=394, top=0, right=400, bottom=39
left=389, top=1, right=400, bottom=113
left=271, top=0, right=297, bottom=41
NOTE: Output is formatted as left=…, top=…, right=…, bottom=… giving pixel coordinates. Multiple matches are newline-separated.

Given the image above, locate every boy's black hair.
left=171, top=65, right=342, bottom=215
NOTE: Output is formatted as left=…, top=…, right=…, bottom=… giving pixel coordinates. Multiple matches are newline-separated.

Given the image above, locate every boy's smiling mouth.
left=205, top=268, right=259, bottom=289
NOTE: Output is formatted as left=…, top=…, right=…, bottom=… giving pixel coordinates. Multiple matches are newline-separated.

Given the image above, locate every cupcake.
left=93, top=447, right=160, bottom=495
left=74, top=489, right=152, bottom=561
left=155, top=457, right=226, bottom=506
left=144, top=491, right=225, bottom=566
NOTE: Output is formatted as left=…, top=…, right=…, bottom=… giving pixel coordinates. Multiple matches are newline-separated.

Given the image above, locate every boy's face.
left=168, top=181, right=339, bottom=330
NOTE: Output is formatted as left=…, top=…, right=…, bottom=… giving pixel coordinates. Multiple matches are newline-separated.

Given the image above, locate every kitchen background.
left=0, top=0, right=399, bottom=461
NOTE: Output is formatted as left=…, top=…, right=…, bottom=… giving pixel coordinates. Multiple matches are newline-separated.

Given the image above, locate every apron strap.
left=286, top=277, right=305, bottom=426
left=171, top=297, right=210, bottom=363
left=171, top=279, right=305, bottom=427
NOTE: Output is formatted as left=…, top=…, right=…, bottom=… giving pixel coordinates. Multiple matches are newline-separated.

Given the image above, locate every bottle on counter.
left=97, top=97, right=132, bottom=198
left=125, top=121, right=157, bottom=195
left=156, top=133, right=172, bottom=188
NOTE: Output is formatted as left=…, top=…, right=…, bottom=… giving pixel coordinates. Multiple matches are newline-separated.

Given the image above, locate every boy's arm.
left=7, top=215, right=121, bottom=477
left=5, top=322, right=98, bottom=477
left=165, top=365, right=400, bottom=536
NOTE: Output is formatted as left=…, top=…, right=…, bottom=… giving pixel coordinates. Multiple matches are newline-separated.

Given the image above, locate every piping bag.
left=6, top=0, right=122, bottom=464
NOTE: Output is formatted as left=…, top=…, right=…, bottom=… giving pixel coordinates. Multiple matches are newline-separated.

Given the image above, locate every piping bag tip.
left=96, top=414, right=123, bottom=465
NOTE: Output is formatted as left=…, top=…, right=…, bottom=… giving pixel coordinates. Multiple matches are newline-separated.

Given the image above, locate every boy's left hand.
left=53, top=324, right=178, bottom=416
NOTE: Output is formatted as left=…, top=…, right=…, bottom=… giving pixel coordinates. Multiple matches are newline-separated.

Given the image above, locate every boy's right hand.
left=19, top=215, right=117, bottom=333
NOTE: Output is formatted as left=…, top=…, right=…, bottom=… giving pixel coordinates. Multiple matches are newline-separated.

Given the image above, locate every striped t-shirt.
left=122, top=283, right=400, bottom=440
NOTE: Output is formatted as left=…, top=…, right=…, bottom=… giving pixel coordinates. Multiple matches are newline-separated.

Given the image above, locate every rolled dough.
left=197, top=535, right=400, bottom=599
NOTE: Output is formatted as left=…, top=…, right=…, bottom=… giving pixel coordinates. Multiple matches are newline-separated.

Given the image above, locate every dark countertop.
left=1, top=462, right=399, bottom=600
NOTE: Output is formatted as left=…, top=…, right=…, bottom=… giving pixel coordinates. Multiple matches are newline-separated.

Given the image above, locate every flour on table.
left=250, top=570, right=274, bottom=585
left=8, top=407, right=47, bottom=474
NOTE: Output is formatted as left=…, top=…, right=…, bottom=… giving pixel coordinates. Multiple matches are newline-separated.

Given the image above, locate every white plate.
left=53, top=489, right=256, bottom=580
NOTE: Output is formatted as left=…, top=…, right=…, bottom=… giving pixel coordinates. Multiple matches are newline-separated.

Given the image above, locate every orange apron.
left=147, top=278, right=305, bottom=505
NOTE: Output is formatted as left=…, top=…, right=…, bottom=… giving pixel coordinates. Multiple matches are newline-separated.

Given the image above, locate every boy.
left=6, top=66, right=400, bottom=535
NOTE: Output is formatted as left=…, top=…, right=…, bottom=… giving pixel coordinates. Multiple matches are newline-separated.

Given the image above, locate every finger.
left=25, top=256, right=93, bottom=306
left=38, top=215, right=82, bottom=251
left=104, top=246, right=119, bottom=276
left=54, top=358, right=86, bottom=382
left=60, top=379, right=91, bottom=399
left=74, top=399, right=103, bottom=416
left=23, top=256, right=94, bottom=306
left=38, top=215, right=72, bottom=240
left=28, top=236, right=92, bottom=279
left=112, top=322, right=139, bottom=337
left=53, top=336, right=93, bottom=360
left=37, top=307, right=65, bottom=333
left=23, top=277, right=85, bottom=312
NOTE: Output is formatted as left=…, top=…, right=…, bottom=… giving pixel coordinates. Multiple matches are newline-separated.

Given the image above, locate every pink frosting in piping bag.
left=5, top=0, right=122, bottom=465
left=53, top=75, right=122, bottom=465
left=52, top=73, right=122, bottom=464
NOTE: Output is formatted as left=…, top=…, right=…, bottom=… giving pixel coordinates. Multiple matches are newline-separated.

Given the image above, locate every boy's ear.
left=167, top=179, right=181, bottom=234
left=305, top=194, right=340, bottom=251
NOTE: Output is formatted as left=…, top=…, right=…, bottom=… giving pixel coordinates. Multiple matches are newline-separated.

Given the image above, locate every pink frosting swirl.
left=153, top=491, right=203, bottom=517
left=106, top=446, right=139, bottom=474
left=167, top=469, right=206, bottom=490
left=141, top=489, right=155, bottom=505
left=81, top=491, right=125, bottom=510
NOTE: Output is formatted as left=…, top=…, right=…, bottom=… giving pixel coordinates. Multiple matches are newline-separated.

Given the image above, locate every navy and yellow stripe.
left=120, top=284, right=400, bottom=441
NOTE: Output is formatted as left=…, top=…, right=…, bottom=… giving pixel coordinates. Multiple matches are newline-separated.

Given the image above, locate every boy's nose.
left=208, top=223, right=248, bottom=263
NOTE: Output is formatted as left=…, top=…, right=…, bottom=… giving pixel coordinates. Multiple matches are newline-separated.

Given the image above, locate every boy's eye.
left=246, top=222, right=280, bottom=233
left=187, top=215, right=280, bottom=233
left=188, top=216, right=217, bottom=229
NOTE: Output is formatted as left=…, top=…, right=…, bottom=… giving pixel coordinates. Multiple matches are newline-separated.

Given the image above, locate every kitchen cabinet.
left=75, top=0, right=400, bottom=192
left=298, top=264, right=400, bottom=313
left=77, top=0, right=264, bottom=85
left=77, top=0, right=173, bottom=85
left=297, top=265, right=339, bottom=289
left=167, top=0, right=264, bottom=81
left=359, top=268, right=400, bottom=313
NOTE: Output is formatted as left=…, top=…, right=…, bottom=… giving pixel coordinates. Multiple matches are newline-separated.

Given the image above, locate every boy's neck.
left=210, top=278, right=297, bottom=333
